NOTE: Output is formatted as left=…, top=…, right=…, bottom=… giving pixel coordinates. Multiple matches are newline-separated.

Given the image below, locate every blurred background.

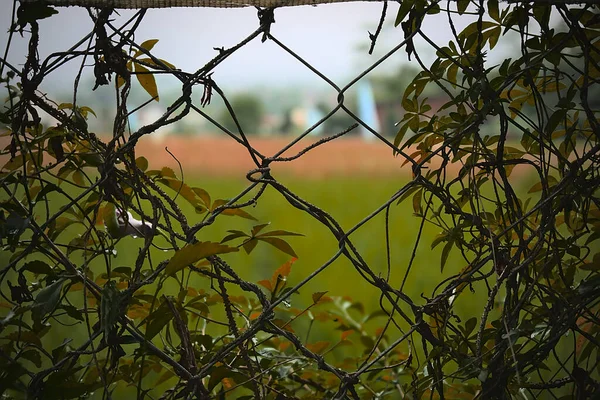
left=0, top=1, right=549, bottom=376
left=0, top=0, right=541, bottom=321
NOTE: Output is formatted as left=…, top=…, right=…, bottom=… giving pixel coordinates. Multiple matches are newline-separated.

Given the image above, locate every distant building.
left=129, top=105, right=174, bottom=142
left=357, top=80, right=381, bottom=141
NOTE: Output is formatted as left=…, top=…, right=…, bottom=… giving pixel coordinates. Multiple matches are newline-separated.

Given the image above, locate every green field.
left=110, top=174, right=506, bottom=350
left=4, top=170, right=580, bottom=397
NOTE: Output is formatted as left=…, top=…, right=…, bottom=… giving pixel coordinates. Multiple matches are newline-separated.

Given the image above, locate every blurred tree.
left=279, top=108, right=295, bottom=135
left=316, top=102, right=358, bottom=135
left=220, top=93, right=265, bottom=135
left=371, top=65, right=421, bottom=103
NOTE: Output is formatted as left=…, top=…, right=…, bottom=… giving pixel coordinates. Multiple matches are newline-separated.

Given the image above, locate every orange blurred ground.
left=1, top=134, right=531, bottom=179
left=136, top=135, right=425, bottom=178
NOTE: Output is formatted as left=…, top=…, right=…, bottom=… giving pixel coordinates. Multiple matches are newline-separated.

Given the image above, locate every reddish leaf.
left=306, top=341, right=330, bottom=354
left=258, top=279, right=273, bottom=292
left=272, top=318, right=294, bottom=333
left=272, top=258, right=296, bottom=283
left=211, top=199, right=257, bottom=220
left=341, top=330, right=354, bottom=341
left=312, top=291, right=328, bottom=304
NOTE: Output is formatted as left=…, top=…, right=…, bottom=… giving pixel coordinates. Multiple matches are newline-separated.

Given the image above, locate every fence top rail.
left=19, top=0, right=586, bottom=9
left=20, top=0, right=381, bottom=8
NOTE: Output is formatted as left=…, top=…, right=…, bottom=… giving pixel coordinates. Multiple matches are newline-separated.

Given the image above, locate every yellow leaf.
left=138, top=57, right=176, bottom=70
left=133, top=39, right=159, bottom=58
left=104, top=203, right=124, bottom=239
left=500, top=88, right=527, bottom=100
left=166, top=241, right=238, bottom=276
left=134, top=64, right=159, bottom=101
left=158, top=58, right=176, bottom=69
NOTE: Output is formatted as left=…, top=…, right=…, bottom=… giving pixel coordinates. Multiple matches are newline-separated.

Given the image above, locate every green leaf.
left=21, top=260, right=53, bottom=275
left=258, top=237, right=298, bottom=258
left=51, top=338, right=72, bottom=362
left=100, top=281, right=122, bottom=337
left=488, top=0, right=499, bottom=21
left=257, top=230, right=304, bottom=238
left=72, top=170, right=84, bottom=186
left=464, top=317, right=477, bottom=337
left=431, top=233, right=448, bottom=249
left=440, top=240, right=454, bottom=273
left=207, top=366, right=233, bottom=391
left=488, top=26, right=501, bottom=50
left=192, top=187, right=211, bottom=208
left=48, top=216, right=78, bottom=241
left=243, top=238, right=259, bottom=254
left=62, top=304, right=84, bottom=322
left=395, top=0, right=414, bottom=27
left=457, top=0, right=469, bottom=15
left=186, top=300, right=209, bottom=315
left=145, top=297, right=173, bottom=340
left=32, top=279, right=64, bottom=325
left=251, top=223, right=271, bottom=236
left=394, top=122, right=409, bottom=149
left=221, top=230, right=249, bottom=243
left=79, top=106, right=97, bottom=118
left=155, top=370, right=177, bottom=386
left=104, top=203, right=124, bottom=239
left=461, top=21, right=498, bottom=40
left=135, top=156, right=148, bottom=172
left=154, top=166, right=177, bottom=178
left=447, top=64, right=458, bottom=86
left=166, top=241, right=239, bottom=276
left=21, top=349, right=42, bottom=368
left=413, top=189, right=423, bottom=215
left=546, top=109, right=566, bottom=137
left=134, top=64, right=159, bottom=101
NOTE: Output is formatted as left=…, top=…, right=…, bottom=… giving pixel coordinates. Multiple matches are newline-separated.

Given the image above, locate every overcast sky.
left=0, top=2, right=504, bottom=93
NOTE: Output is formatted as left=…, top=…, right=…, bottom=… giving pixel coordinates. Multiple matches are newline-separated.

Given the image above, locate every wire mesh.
left=1, top=1, right=600, bottom=399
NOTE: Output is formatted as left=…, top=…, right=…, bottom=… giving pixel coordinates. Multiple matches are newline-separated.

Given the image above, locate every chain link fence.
left=1, top=0, right=599, bottom=398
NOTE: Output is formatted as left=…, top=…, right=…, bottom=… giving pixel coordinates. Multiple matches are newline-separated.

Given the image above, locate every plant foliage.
left=1, top=1, right=599, bottom=399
